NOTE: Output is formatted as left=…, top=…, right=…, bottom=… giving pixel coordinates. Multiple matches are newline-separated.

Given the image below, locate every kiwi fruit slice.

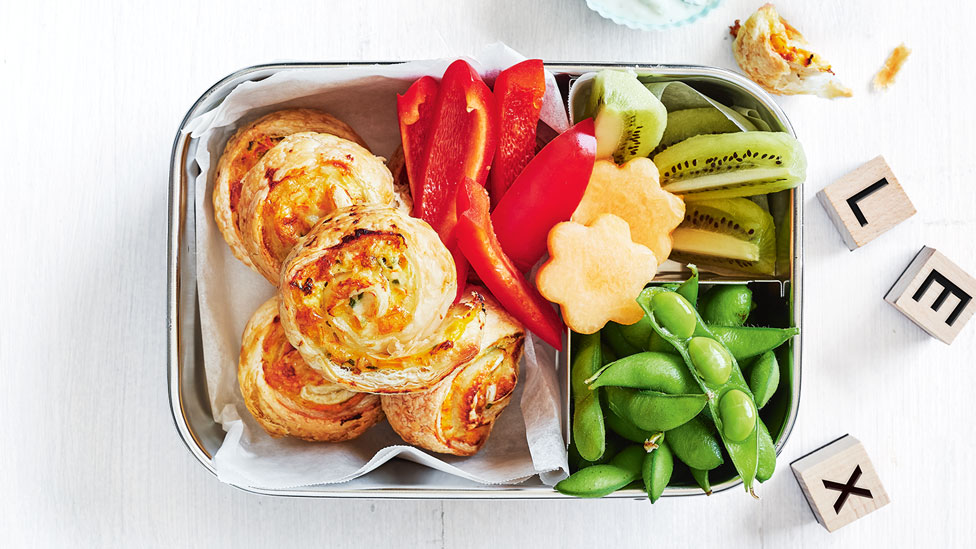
left=582, top=70, right=667, bottom=163
left=654, top=108, right=742, bottom=156
left=653, top=131, right=806, bottom=200
left=670, top=198, right=776, bottom=276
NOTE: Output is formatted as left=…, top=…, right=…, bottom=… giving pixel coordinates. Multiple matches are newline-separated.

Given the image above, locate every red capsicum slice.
left=413, top=59, right=498, bottom=233
left=455, top=178, right=564, bottom=350
left=396, top=76, right=439, bottom=201
left=490, top=118, right=597, bottom=272
left=488, top=59, right=546, bottom=207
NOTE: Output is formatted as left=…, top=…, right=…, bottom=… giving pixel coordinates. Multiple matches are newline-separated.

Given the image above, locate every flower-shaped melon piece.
left=572, top=158, right=684, bottom=262
left=537, top=214, right=659, bottom=334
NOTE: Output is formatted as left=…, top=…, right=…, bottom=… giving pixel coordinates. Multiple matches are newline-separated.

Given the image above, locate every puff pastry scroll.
left=278, top=205, right=485, bottom=394
left=381, top=288, right=524, bottom=456
left=239, top=132, right=396, bottom=284
left=238, top=296, right=384, bottom=441
left=213, top=108, right=369, bottom=270
left=731, top=4, right=852, bottom=99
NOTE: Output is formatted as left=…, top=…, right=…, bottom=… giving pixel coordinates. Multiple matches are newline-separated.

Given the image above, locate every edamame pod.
left=676, top=264, right=700, bottom=306
left=690, top=467, right=712, bottom=495
left=606, top=409, right=662, bottom=447
left=667, top=415, right=724, bottom=471
left=700, top=285, right=752, bottom=327
left=648, top=331, right=676, bottom=354
left=555, top=444, right=646, bottom=497
left=587, top=352, right=698, bottom=393
left=618, top=315, right=653, bottom=350
left=756, top=419, right=776, bottom=482
left=606, top=387, right=707, bottom=432
left=638, top=286, right=762, bottom=494
left=650, top=291, right=698, bottom=340
left=572, top=333, right=605, bottom=462
left=706, top=324, right=799, bottom=361
left=602, top=322, right=641, bottom=357
left=747, top=350, right=780, bottom=409
left=642, top=439, right=674, bottom=503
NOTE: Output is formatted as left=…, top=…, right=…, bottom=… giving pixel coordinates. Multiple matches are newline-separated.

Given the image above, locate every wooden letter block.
left=791, top=435, right=890, bottom=532
left=818, top=156, right=916, bottom=250
left=885, top=246, right=976, bottom=344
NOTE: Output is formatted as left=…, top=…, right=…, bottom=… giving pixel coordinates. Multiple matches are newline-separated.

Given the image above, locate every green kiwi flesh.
left=671, top=198, right=776, bottom=276
left=653, top=132, right=806, bottom=200
left=655, top=108, right=741, bottom=155
left=583, top=70, right=668, bottom=163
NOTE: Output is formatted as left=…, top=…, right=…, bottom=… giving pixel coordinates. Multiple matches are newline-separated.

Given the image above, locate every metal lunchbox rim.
left=167, top=61, right=802, bottom=499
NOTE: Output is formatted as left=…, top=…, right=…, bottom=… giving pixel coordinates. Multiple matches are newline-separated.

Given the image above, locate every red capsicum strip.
left=490, top=118, right=597, bottom=272
left=456, top=178, right=564, bottom=350
left=488, top=59, right=546, bottom=207
left=396, top=76, right=439, bottom=201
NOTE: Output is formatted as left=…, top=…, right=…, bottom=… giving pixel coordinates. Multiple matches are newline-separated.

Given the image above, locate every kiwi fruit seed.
left=653, top=131, right=806, bottom=200
left=582, top=69, right=667, bottom=163
left=670, top=198, right=776, bottom=276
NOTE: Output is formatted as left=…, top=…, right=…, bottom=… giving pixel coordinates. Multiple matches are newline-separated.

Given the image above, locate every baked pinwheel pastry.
left=238, top=296, right=384, bottom=441
left=213, top=108, right=369, bottom=270
left=279, top=205, right=486, bottom=394
left=381, top=288, right=524, bottom=456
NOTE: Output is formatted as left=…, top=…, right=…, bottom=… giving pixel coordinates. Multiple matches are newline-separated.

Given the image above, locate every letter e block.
left=818, top=156, right=916, bottom=250
left=885, top=246, right=976, bottom=344
left=791, top=435, right=890, bottom=532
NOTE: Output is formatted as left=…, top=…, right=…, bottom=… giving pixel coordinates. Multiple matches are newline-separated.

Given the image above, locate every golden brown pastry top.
left=238, top=132, right=395, bottom=284
left=732, top=4, right=852, bottom=99
left=381, top=288, right=524, bottom=456
left=278, top=205, right=485, bottom=394
left=238, top=296, right=384, bottom=442
left=213, top=108, right=368, bottom=270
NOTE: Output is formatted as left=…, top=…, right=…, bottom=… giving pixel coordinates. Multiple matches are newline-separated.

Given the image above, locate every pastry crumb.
left=873, top=44, right=911, bottom=91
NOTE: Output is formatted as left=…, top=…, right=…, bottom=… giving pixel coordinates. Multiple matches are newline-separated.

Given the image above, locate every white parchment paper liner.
left=186, top=44, right=570, bottom=490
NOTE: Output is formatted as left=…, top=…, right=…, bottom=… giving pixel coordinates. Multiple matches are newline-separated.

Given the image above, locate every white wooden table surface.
left=3, top=0, right=975, bottom=546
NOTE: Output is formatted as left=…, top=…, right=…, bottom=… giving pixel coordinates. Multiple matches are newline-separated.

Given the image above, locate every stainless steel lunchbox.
left=168, top=62, right=802, bottom=498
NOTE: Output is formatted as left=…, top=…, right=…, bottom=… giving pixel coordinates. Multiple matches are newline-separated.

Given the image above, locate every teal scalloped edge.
left=585, top=0, right=723, bottom=31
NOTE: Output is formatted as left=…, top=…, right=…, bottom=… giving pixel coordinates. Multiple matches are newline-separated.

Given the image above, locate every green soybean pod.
left=606, top=409, right=660, bottom=445
left=706, top=324, right=799, bottom=361
left=748, top=351, right=780, bottom=409
left=587, top=352, right=698, bottom=393
left=756, top=419, right=777, bottom=483
left=676, top=264, right=700, bottom=306
left=606, top=387, right=708, bottom=432
left=637, top=286, right=762, bottom=494
left=642, top=439, right=674, bottom=503
left=572, top=333, right=605, bottom=462
left=700, top=284, right=753, bottom=327
left=648, top=331, right=676, bottom=354
left=554, top=463, right=636, bottom=498
left=618, top=315, right=654, bottom=350
left=690, top=467, right=712, bottom=495
left=602, top=322, right=641, bottom=357
left=666, top=416, right=724, bottom=471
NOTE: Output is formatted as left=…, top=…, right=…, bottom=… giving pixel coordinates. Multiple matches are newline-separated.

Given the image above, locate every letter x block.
left=818, top=156, right=916, bottom=250
left=885, top=246, right=976, bottom=344
left=791, top=435, right=890, bottom=532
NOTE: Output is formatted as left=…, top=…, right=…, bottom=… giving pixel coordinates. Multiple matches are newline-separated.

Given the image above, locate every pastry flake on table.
left=238, top=296, right=384, bottom=441
left=873, top=43, right=911, bottom=91
left=731, top=3, right=852, bottom=99
left=381, top=287, right=524, bottom=456
left=238, top=132, right=395, bottom=285
left=278, top=204, right=486, bottom=394
left=213, top=108, right=369, bottom=271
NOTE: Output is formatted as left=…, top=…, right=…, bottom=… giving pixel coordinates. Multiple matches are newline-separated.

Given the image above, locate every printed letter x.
left=823, top=465, right=873, bottom=514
